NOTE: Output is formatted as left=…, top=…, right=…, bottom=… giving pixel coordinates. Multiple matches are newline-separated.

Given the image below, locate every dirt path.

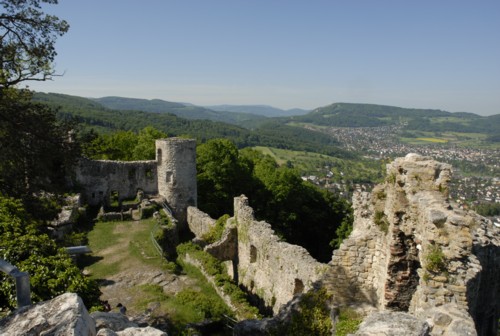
left=86, top=220, right=196, bottom=317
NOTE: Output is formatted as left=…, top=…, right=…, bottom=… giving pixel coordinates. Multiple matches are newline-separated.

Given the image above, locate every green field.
left=400, top=131, right=498, bottom=149
left=252, top=146, right=384, bottom=184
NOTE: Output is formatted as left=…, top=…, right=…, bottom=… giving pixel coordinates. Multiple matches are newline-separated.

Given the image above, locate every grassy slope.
left=85, top=218, right=230, bottom=334
left=252, top=146, right=385, bottom=183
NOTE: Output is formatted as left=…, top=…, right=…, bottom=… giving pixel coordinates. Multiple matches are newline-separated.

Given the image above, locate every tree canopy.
left=196, top=139, right=353, bottom=262
left=0, top=194, right=101, bottom=309
left=0, top=0, right=69, bottom=89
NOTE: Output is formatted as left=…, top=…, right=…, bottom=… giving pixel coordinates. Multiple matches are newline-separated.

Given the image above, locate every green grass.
left=400, top=130, right=499, bottom=149
left=251, top=146, right=384, bottom=183
left=415, top=137, right=448, bottom=143
left=85, top=218, right=233, bottom=335
left=87, top=221, right=120, bottom=251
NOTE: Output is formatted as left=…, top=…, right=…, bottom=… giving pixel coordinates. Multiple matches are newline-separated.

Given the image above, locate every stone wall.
left=75, top=158, right=157, bottom=206
left=233, top=196, right=327, bottom=314
left=187, top=206, right=217, bottom=238
left=156, top=138, right=197, bottom=228
left=324, top=153, right=499, bottom=335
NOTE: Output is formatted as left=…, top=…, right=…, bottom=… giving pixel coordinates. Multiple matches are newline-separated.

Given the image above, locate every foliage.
left=330, top=210, right=354, bottom=249
left=475, top=203, right=500, bottom=217
left=335, top=308, right=362, bottom=336
left=277, top=288, right=333, bottom=336
left=81, top=126, right=167, bottom=160
left=196, top=139, right=254, bottom=217
left=0, top=0, right=69, bottom=88
left=425, top=244, right=447, bottom=273
left=176, top=242, right=259, bottom=319
left=0, top=194, right=101, bottom=310
left=201, top=214, right=230, bottom=244
left=174, top=288, right=229, bottom=319
left=196, top=141, right=352, bottom=262
left=0, top=89, right=80, bottom=202
left=374, top=210, right=389, bottom=234
left=93, top=96, right=267, bottom=127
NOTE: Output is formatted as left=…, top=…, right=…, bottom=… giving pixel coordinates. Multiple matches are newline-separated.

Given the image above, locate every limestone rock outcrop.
left=354, top=311, right=431, bottom=336
left=0, top=292, right=96, bottom=336
left=0, top=293, right=169, bottom=336
left=324, top=153, right=499, bottom=335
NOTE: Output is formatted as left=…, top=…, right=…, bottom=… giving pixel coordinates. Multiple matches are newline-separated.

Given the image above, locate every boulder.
left=91, top=312, right=138, bottom=331
left=354, top=311, right=430, bottom=336
left=0, top=292, right=96, bottom=336
left=97, top=327, right=168, bottom=336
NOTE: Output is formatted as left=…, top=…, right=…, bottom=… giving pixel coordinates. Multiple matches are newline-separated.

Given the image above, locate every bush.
left=425, top=244, right=447, bottom=273
left=176, top=242, right=259, bottom=319
left=175, top=288, right=229, bottom=319
left=335, top=308, right=362, bottom=336
left=285, top=288, right=334, bottom=336
left=374, top=210, right=389, bottom=233
left=202, top=214, right=230, bottom=244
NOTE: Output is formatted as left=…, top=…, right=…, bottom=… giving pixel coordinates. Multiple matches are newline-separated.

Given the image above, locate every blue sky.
left=29, top=1, right=500, bottom=115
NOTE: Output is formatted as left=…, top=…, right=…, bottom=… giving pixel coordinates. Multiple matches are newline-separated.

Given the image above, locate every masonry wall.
left=75, top=159, right=157, bottom=206
left=233, top=196, right=327, bottom=314
left=187, top=206, right=217, bottom=238
left=156, top=138, right=197, bottom=228
left=325, top=154, right=500, bottom=335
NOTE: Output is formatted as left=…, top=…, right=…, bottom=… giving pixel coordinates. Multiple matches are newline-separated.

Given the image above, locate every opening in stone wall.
left=145, top=168, right=153, bottom=179
left=293, top=278, right=304, bottom=295
left=250, top=245, right=257, bottom=263
left=166, top=171, right=173, bottom=184
left=110, top=191, right=119, bottom=207
left=157, top=148, right=162, bottom=164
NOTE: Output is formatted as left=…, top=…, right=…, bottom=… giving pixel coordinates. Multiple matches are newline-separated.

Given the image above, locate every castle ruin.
left=188, top=153, right=499, bottom=335
left=74, top=137, right=197, bottom=228
left=73, top=141, right=499, bottom=335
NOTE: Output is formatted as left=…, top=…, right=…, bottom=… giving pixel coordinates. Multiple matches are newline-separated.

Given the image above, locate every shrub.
left=425, top=244, right=447, bottom=273
left=374, top=210, right=389, bottom=233
left=335, top=308, right=362, bottom=336
left=202, top=214, right=230, bottom=244
left=286, top=288, right=334, bottom=336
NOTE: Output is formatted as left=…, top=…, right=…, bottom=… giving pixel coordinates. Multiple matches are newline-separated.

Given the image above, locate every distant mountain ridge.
left=205, top=104, right=309, bottom=117
left=91, top=96, right=267, bottom=127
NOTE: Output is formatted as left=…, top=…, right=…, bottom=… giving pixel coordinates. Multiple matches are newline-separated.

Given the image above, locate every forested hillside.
left=33, top=92, right=351, bottom=158
left=92, top=96, right=266, bottom=127
left=206, top=104, right=308, bottom=117
left=288, top=102, right=499, bottom=134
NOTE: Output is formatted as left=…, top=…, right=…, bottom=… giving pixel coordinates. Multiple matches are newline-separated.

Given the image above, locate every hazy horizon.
left=28, top=1, right=500, bottom=116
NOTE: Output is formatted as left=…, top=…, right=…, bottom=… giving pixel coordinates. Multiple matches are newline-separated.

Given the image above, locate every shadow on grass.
left=94, top=278, right=116, bottom=287
left=77, top=254, right=104, bottom=268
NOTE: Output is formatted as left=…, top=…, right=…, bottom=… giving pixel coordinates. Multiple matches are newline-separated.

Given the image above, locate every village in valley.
left=300, top=124, right=500, bottom=226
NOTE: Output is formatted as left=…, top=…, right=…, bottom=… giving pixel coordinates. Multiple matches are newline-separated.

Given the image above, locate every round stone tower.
left=156, top=138, right=197, bottom=228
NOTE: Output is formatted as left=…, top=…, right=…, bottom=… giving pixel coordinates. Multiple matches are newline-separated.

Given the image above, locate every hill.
left=92, top=96, right=266, bottom=127
left=206, top=104, right=309, bottom=117
left=33, top=92, right=351, bottom=158
left=289, top=102, right=499, bottom=134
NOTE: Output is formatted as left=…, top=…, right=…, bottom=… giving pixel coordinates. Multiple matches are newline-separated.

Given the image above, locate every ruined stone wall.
left=325, top=154, right=499, bottom=335
left=75, top=159, right=157, bottom=206
left=156, top=138, right=197, bottom=228
left=187, top=206, right=217, bottom=238
left=233, top=196, right=327, bottom=314
left=326, top=191, right=389, bottom=310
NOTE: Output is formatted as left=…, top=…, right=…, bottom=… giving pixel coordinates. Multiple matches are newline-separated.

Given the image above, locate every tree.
left=0, top=194, right=101, bottom=309
left=0, top=89, right=79, bottom=202
left=0, top=0, right=69, bottom=89
left=132, top=126, right=167, bottom=160
left=196, top=139, right=254, bottom=217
